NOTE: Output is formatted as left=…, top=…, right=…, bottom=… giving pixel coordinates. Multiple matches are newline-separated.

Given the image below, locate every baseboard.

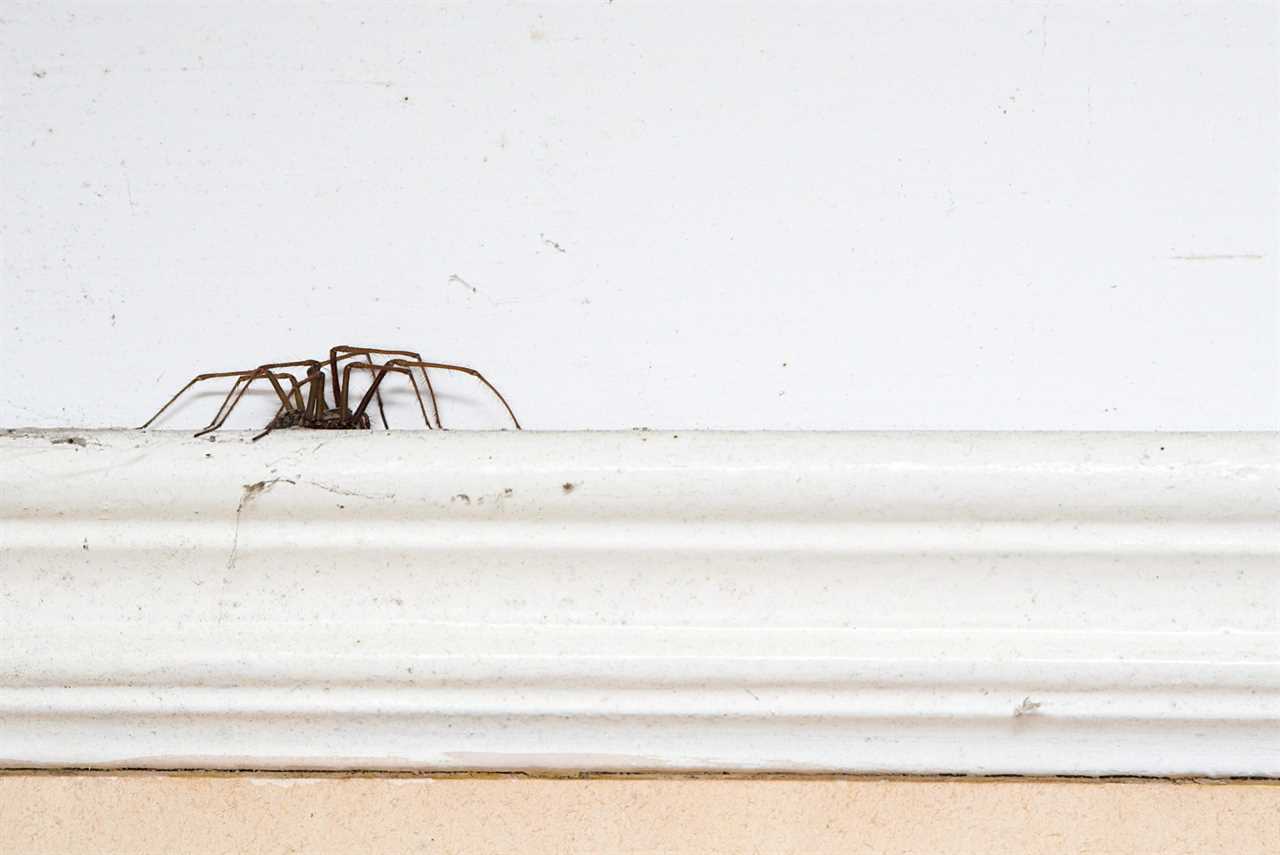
left=2, top=429, right=1276, bottom=774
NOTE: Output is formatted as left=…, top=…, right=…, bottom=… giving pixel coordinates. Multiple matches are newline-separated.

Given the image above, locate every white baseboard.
left=2, top=429, right=1276, bottom=775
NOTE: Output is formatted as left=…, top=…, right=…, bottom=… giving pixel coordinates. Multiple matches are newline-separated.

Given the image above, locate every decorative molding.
left=2, top=429, right=1277, bottom=775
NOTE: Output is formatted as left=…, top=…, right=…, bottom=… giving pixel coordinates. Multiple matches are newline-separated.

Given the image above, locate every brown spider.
left=140, top=345, right=521, bottom=440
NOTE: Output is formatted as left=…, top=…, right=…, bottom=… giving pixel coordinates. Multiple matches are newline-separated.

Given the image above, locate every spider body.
left=301, top=408, right=371, bottom=431
left=141, top=345, right=519, bottom=439
left=264, top=407, right=371, bottom=432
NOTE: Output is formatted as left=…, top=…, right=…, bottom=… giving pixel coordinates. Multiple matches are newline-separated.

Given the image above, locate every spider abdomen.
left=308, top=409, right=372, bottom=431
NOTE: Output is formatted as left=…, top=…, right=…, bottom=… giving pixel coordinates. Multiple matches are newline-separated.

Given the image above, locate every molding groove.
left=2, top=429, right=1277, bottom=775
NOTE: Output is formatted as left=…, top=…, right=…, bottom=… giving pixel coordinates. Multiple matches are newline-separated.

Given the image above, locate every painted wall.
left=3, top=1, right=1276, bottom=431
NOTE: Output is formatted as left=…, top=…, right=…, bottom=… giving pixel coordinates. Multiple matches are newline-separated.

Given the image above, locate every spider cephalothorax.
left=141, top=345, right=520, bottom=440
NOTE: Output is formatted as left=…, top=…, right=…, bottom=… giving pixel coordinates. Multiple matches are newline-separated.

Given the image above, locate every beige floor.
left=2, top=773, right=1276, bottom=854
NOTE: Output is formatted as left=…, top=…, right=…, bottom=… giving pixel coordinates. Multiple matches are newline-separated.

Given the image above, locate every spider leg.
left=194, top=369, right=306, bottom=438
left=202, top=370, right=304, bottom=435
left=343, top=362, right=433, bottom=429
left=204, top=371, right=294, bottom=430
left=362, top=354, right=390, bottom=428
left=307, top=370, right=327, bottom=419
left=289, top=367, right=328, bottom=422
left=262, top=361, right=322, bottom=411
left=386, top=359, right=521, bottom=430
left=142, top=359, right=322, bottom=431
left=236, top=361, right=323, bottom=431
left=140, top=368, right=266, bottom=429
left=251, top=371, right=315, bottom=441
left=414, top=365, right=442, bottom=430
left=327, top=346, right=425, bottom=424
left=330, top=346, right=441, bottom=428
left=202, top=374, right=250, bottom=434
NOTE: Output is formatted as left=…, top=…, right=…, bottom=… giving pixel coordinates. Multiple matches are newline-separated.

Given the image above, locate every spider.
left=140, top=345, right=521, bottom=440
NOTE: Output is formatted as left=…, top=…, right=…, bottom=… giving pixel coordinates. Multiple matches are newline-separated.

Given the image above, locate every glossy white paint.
left=2, top=429, right=1277, bottom=774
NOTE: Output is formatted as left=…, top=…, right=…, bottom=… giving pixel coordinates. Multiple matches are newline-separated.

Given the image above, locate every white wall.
left=2, top=1, right=1276, bottom=431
